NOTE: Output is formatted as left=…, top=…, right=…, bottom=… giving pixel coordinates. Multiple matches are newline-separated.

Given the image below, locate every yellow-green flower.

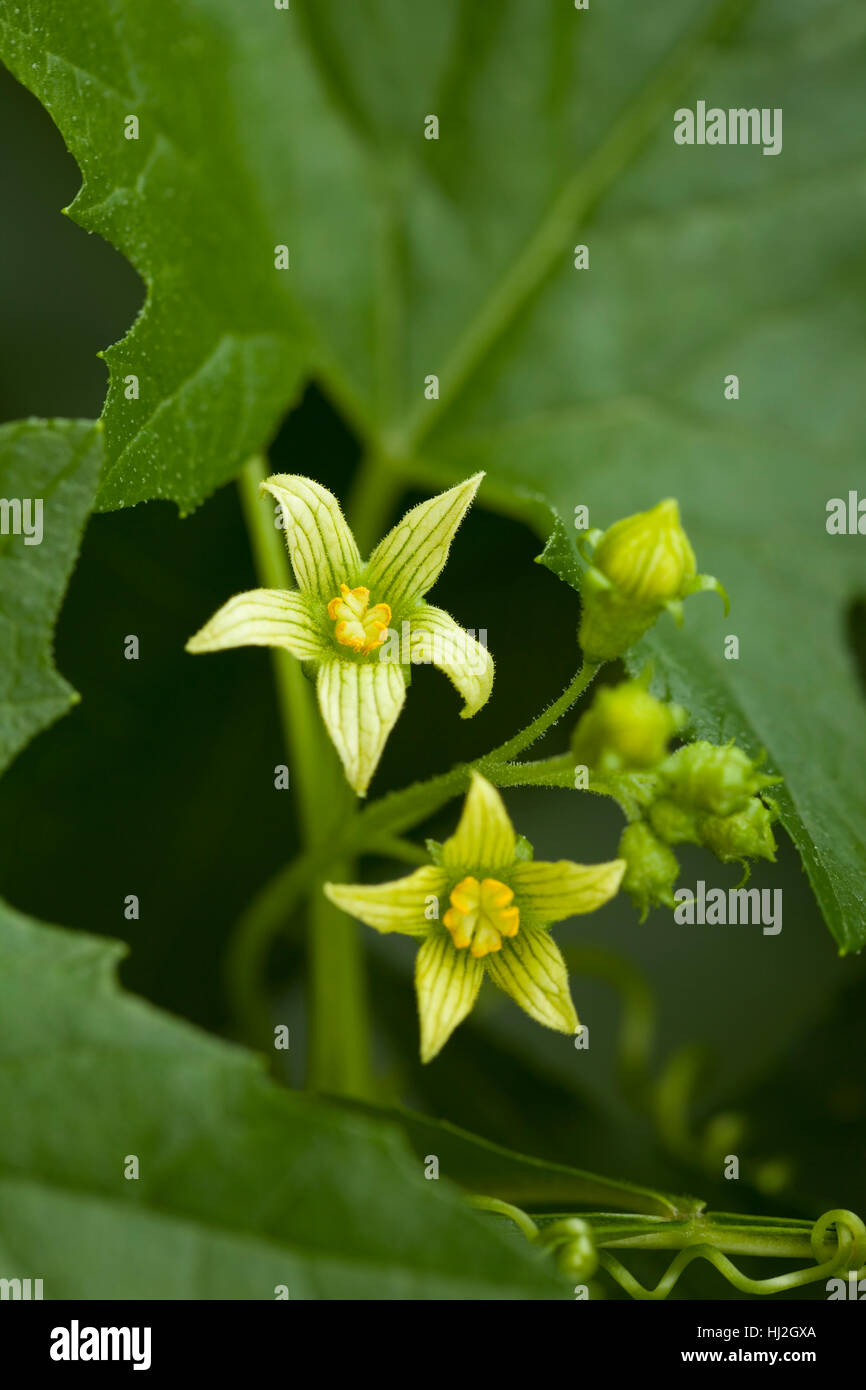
left=186, top=473, right=493, bottom=795
left=325, top=773, right=625, bottom=1061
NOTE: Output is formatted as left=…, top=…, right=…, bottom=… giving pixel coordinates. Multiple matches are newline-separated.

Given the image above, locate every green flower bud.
left=595, top=499, right=698, bottom=605
left=698, top=796, right=778, bottom=864
left=571, top=679, right=686, bottom=775
left=577, top=499, right=728, bottom=663
left=619, top=821, right=681, bottom=921
left=660, top=741, right=780, bottom=818
left=648, top=797, right=701, bottom=845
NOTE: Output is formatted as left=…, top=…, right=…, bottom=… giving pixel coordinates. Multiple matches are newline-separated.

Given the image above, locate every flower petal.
left=324, top=867, right=447, bottom=937
left=415, top=930, right=484, bottom=1062
left=364, top=473, right=484, bottom=611
left=262, top=474, right=362, bottom=597
left=317, top=659, right=406, bottom=796
left=441, top=772, right=516, bottom=874
left=409, top=604, right=493, bottom=718
left=485, top=924, right=578, bottom=1034
left=510, top=859, right=626, bottom=923
left=186, top=588, right=326, bottom=660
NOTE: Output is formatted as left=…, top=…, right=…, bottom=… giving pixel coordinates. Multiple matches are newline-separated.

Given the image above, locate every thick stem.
left=237, top=458, right=324, bottom=838
left=236, top=457, right=374, bottom=1099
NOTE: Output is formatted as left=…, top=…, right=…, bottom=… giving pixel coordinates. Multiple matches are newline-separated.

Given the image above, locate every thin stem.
left=478, top=661, right=599, bottom=767
left=226, top=670, right=611, bottom=1005
left=468, top=1196, right=540, bottom=1243
left=355, top=663, right=602, bottom=842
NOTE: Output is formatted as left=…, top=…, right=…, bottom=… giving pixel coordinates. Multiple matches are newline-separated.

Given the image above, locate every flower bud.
left=648, top=797, right=701, bottom=846
left=698, top=796, right=778, bottom=864
left=618, top=821, right=681, bottom=921
left=660, top=741, right=780, bottom=818
left=594, top=499, right=697, bottom=605
left=572, top=679, right=685, bottom=774
left=577, top=499, right=728, bottom=663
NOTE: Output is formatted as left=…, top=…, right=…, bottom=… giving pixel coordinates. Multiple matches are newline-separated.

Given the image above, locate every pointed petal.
left=186, top=588, right=326, bottom=660
left=364, top=473, right=484, bottom=610
left=408, top=604, right=493, bottom=718
left=262, top=474, right=362, bottom=597
left=485, top=924, right=578, bottom=1034
left=317, top=659, right=406, bottom=796
left=510, top=859, right=626, bottom=923
left=415, top=930, right=484, bottom=1062
left=324, top=867, right=448, bottom=937
left=441, top=772, right=516, bottom=874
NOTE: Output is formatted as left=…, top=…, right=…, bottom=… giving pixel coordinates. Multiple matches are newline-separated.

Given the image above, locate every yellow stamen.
left=443, top=876, right=520, bottom=958
left=327, top=584, right=392, bottom=655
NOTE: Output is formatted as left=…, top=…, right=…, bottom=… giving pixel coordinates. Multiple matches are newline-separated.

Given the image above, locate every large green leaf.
left=0, top=896, right=565, bottom=1298
left=1, top=0, right=863, bottom=952
left=0, top=419, right=101, bottom=776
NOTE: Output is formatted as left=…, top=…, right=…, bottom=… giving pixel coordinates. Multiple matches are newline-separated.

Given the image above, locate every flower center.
left=443, top=876, right=520, bottom=958
left=327, top=584, right=392, bottom=654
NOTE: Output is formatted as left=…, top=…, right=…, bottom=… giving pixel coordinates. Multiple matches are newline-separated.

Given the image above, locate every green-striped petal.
left=262, top=474, right=362, bottom=597
left=510, top=859, right=626, bottom=923
left=317, top=659, right=406, bottom=796
left=185, top=588, right=326, bottom=660
left=415, top=930, right=484, bottom=1062
left=485, top=924, right=578, bottom=1034
left=364, top=473, right=484, bottom=611
left=441, top=772, right=516, bottom=874
left=324, top=866, right=448, bottom=937
left=408, top=604, right=494, bottom=717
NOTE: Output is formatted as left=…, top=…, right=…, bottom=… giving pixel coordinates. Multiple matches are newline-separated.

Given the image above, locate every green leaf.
left=0, top=896, right=565, bottom=1299
left=0, top=419, right=102, bottom=777
left=2, top=0, right=864, bottom=950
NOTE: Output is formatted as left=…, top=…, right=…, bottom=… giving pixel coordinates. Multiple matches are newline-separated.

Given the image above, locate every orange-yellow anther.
left=442, top=876, right=520, bottom=958
left=327, top=584, right=392, bottom=654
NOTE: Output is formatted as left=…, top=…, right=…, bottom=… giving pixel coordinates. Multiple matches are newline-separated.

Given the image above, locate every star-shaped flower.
left=187, top=473, right=493, bottom=795
left=325, top=774, right=626, bottom=1061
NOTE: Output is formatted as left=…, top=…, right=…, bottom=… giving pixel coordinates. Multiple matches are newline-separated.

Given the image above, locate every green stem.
left=227, top=668, right=610, bottom=1013
left=354, top=663, right=602, bottom=842
left=485, top=1202, right=866, bottom=1300
left=237, top=458, right=325, bottom=837
left=478, top=661, right=600, bottom=767
left=345, top=452, right=403, bottom=556
left=236, top=457, right=374, bottom=1099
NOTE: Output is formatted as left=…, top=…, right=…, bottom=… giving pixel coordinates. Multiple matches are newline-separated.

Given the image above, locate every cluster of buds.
left=577, top=499, right=728, bottom=664
left=571, top=680, right=781, bottom=920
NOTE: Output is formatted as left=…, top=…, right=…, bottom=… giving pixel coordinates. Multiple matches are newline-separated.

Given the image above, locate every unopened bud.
left=660, top=741, right=780, bottom=818
left=648, top=797, right=701, bottom=846
left=698, top=796, right=778, bottom=864
left=619, top=821, right=681, bottom=921
left=577, top=499, right=728, bottom=663
left=572, top=680, right=686, bottom=774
